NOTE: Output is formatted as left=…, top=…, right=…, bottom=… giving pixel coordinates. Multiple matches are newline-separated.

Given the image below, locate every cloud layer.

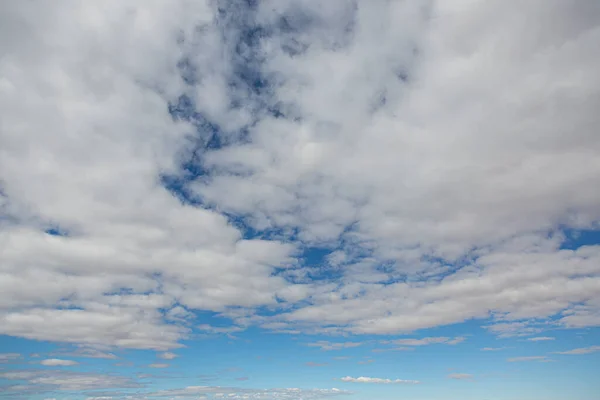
left=340, top=376, right=420, bottom=385
left=1, top=0, right=599, bottom=352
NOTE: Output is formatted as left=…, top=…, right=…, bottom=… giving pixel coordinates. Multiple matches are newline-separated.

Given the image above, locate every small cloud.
left=306, top=362, right=329, bottom=367
left=198, top=324, right=244, bottom=334
left=40, top=359, right=79, bottom=366
left=448, top=373, right=473, bottom=380
left=56, top=348, right=117, bottom=360
left=159, top=352, right=178, bottom=360
left=507, top=356, right=549, bottom=362
left=554, top=345, right=600, bottom=355
left=527, top=337, right=555, bottom=342
left=481, top=347, right=506, bottom=351
left=486, top=322, right=544, bottom=338
left=145, top=385, right=350, bottom=398
left=382, top=336, right=465, bottom=347
left=0, top=353, right=21, bottom=363
left=235, top=377, right=249, bottom=381
left=357, top=359, right=374, bottom=365
left=372, top=347, right=413, bottom=353
left=447, top=337, right=466, bottom=345
left=333, top=356, right=350, bottom=360
left=340, top=376, right=419, bottom=384
left=308, top=341, right=363, bottom=351
left=114, top=361, right=134, bottom=367
left=148, top=363, right=169, bottom=368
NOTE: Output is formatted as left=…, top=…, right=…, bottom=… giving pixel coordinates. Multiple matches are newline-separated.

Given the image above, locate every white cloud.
left=507, top=356, right=550, bottom=362
left=307, top=341, right=363, bottom=351
left=158, top=352, right=178, bottom=360
left=448, top=373, right=473, bottom=380
left=0, top=353, right=21, bottom=363
left=39, top=359, right=79, bottom=366
left=382, top=336, right=465, bottom=346
left=527, top=337, right=555, bottom=342
left=0, top=369, right=141, bottom=392
left=306, top=362, right=328, bottom=367
left=0, top=0, right=599, bottom=352
left=372, top=347, right=413, bottom=353
left=197, top=324, right=246, bottom=334
left=67, top=348, right=117, bottom=359
left=148, top=363, right=169, bottom=368
left=147, top=385, right=350, bottom=399
left=0, top=0, right=297, bottom=351
left=340, top=376, right=420, bottom=384
left=554, top=345, right=600, bottom=355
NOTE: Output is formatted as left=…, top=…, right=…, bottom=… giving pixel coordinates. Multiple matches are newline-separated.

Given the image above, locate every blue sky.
left=1, top=1, right=600, bottom=399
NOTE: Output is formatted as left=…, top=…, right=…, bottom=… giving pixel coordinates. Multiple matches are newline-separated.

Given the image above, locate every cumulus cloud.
left=340, top=376, right=420, bottom=384
left=39, top=359, right=79, bottom=366
left=0, top=0, right=599, bottom=354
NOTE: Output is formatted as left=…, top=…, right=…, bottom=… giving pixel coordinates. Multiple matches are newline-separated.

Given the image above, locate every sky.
left=1, top=1, right=600, bottom=399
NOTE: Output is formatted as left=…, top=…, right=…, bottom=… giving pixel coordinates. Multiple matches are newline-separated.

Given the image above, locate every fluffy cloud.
left=1, top=0, right=599, bottom=352
left=0, top=0, right=297, bottom=351
left=39, top=359, right=79, bottom=367
left=340, top=376, right=420, bottom=384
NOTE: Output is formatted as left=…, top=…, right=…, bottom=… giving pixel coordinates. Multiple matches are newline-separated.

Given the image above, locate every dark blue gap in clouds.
left=216, top=0, right=277, bottom=112
left=162, top=0, right=283, bottom=211
left=44, top=226, right=69, bottom=237
left=560, top=228, right=600, bottom=250
left=176, top=56, right=198, bottom=86
left=162, top=1, right=363, bottom=259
